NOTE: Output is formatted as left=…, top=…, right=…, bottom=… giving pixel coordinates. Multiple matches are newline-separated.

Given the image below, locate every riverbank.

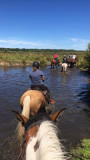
left=0, top=48, right=85, bottom=67
left=70, top=139, right=90, bottom=160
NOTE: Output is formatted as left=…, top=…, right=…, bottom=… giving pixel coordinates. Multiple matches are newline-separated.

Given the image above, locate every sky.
left=0, top=0, right=90, bottom=50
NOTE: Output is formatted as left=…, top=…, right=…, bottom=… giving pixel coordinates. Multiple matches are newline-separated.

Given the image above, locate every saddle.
left=30, top=85, right=50, bottom=104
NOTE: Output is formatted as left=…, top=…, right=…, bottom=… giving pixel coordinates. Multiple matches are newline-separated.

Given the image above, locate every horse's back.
left=20, top=90, right=46, bottom=110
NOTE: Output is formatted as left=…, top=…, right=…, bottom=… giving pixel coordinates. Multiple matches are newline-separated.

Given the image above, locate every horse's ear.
left=50, top=108, right=66, bottom=122
left=12, top=110, right=25, bottom=125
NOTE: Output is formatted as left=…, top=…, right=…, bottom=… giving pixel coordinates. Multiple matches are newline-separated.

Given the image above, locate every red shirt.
left=54, top=54, right=58, bottom=58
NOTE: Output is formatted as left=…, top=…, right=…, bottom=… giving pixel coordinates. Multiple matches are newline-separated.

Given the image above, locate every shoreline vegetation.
left=0, top=48, right=90, bottom=72
left=70, top=139, right=90, bottom=160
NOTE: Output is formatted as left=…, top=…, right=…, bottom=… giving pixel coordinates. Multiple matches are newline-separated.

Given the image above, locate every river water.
left=0, top=65, right=90, bottom=159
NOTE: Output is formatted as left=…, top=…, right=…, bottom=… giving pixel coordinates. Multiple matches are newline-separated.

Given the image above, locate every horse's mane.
left=25, top=112, right=67, bottom=160
left=35, top=120, right=67, bottom=160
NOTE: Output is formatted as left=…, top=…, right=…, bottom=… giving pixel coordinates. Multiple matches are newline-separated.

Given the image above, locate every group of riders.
left=54, top=53, right=77, bottom=64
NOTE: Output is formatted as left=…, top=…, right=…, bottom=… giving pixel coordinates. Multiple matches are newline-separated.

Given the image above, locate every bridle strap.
left=25, top=120, right=41, bottom=133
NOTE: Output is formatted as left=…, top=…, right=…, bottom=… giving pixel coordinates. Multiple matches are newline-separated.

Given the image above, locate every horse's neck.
left=26, top=121, right=66, bottom=160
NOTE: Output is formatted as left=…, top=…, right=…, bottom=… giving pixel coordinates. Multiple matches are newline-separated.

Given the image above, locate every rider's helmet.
left=64, top=55, right=66, bottom=57
left=33, top=61, right=40, bottom=69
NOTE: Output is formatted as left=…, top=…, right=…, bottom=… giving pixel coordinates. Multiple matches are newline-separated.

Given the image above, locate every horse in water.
left=51, top=59, right=60, bottom=69
left=67, top=57, right=78, bottom=68
left=16, top=89, right=51, bottom=144
left=61, top=63, right=68, bottom=72
left=13, top=108, right=67, bottom=160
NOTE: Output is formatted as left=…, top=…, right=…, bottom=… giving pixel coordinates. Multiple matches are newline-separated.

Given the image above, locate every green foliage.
left=87, top=43, right=90, bottom=51
left=0, top=48, right=89, bottom=71
left=70, top=139, right=90, bottom=160
left=79, top=51, right=90, bottom=72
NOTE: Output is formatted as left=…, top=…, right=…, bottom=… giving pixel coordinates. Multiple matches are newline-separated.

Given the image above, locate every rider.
left=69, top=55, right=72, bottom=59
left=72, top=55, right=76, bottom=60
left=29, top=61, right=50, bottom=104
left=54, top=53, right=59, bottom=63
left=63, top=55, right=67, bottom=63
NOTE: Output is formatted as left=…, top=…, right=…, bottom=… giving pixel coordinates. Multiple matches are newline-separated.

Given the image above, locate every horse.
left=61, top=63, right=68, bottom=72
left=13, top=108, right=67, bottom=160
left=16, top=89, right=51, bottom=144
left=51, top=59, right=60, bottom=69
left=67, top=57, right=78, bottom=68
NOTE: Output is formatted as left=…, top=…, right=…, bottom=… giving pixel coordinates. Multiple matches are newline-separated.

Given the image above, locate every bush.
left=70, top=139, right=90, bottom=160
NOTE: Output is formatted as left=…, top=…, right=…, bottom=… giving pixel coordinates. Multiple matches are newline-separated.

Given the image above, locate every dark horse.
left=51, top=59, right=60, bottom=69
left=67, top=57, right=78, bottom=68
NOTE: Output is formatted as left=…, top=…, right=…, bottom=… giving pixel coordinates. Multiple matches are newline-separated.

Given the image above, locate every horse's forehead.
left=26, top=125, right=39, bottom=144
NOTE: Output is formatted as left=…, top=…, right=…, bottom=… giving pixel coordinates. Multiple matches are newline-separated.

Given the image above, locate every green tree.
left=88, top=43, right=90, bottom=51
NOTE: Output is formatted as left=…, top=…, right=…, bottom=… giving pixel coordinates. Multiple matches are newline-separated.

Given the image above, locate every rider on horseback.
left=63, top=55, right=68, bottom=63
left=54, top=53, right=59, bottom=63
left=29, top=61, right=50, bottom=104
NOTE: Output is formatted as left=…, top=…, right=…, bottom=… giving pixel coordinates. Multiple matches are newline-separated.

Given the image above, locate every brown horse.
left=16, top=89, right=49, bottom=144
left=51, top=59, right=60, bottom=69
left=13, top=108, right=67, bottom=160
left=67, top=57, right=78, bottom=68
left=20, top=90, right=47, bottom=118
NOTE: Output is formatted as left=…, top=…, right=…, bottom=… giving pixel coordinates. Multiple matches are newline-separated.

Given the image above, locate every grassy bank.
left=78, top=51, right=90, bottom=72
left=0, top=48, right=85, bottom=66
left=70, top=139, right=90, bottom=160
left=0, top=48, right=90, bottom=71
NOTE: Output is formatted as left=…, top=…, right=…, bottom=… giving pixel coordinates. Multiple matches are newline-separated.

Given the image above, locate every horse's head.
left=13, top=108, right=66, bottom=159
left=13, top=108, right=65, bottom=136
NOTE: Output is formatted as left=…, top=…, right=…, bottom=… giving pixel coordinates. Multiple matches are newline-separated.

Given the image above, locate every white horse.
left=13, top=108, right=68, bottom=160
left=61, top=63, right=68, bottom=72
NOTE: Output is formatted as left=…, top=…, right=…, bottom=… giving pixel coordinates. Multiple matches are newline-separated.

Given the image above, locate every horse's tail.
left=16, top=96, right=31, bottom=145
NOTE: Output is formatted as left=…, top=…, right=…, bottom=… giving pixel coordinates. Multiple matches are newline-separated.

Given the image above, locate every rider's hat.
left=33, top=61, right=40, bottom=68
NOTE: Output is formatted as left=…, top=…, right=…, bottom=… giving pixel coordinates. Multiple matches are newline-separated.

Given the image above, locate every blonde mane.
left=26, top=121, right=67, bottom=160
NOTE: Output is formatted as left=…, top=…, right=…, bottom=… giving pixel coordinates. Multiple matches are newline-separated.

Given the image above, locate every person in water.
left=29, top=61, right=50, bottom=104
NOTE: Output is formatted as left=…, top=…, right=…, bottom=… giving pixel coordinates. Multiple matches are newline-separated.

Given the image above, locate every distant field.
left=0, top=48, right=86, bottom=67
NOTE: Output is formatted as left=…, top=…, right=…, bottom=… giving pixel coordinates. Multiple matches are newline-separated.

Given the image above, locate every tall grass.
left=0, top=48, right=89, bottom=70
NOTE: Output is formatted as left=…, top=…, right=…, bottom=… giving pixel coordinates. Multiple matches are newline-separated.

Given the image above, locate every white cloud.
left=71, top=38, right=90, bottom=43
left=0, top=39, right=41, bottom=46
left=0, top=38, right=90, bottom=50
left=71, top=38, right=78, bottom=42
left=0, top=39, right=59, bottom=49
left=70, top=38, right=90, bottom=50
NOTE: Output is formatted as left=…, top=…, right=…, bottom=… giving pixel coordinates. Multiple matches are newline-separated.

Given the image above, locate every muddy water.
left=0, top=66, right=90, bottom=159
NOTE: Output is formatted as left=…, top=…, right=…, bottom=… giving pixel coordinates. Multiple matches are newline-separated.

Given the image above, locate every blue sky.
left=0, top=0, right=90, bottom=50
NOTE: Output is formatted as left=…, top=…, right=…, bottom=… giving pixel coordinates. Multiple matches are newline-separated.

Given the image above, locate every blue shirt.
left=29, top=70, right=44, bottom=85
